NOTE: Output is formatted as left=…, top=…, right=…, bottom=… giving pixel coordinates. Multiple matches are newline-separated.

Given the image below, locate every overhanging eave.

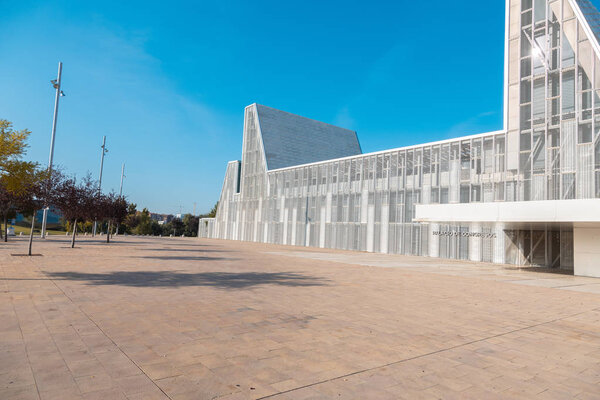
left=414, top=199, right=600, bottom=224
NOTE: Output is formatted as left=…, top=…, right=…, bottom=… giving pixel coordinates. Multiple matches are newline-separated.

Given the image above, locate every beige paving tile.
left=1, top=236, right=600, bottom=399
left=74, top=372, right=114, bottom=393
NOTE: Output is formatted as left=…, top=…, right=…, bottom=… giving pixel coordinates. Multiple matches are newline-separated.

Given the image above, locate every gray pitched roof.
left=255, top=104, right=361, bottom=170
left=576, top=0, right=600, bottom=44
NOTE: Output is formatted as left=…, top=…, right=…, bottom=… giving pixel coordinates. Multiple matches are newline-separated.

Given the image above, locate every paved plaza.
left=1, top=236, right=600, bottom=399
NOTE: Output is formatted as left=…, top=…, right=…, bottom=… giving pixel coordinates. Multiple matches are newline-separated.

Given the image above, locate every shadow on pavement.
left=133, top=255, right=236, bottom=261
left=143, top=248, right=227, bottom=253
left=44, top=271, right=330, bottom=289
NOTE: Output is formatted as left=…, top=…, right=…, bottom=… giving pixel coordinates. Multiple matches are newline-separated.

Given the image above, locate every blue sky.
left=1, top=0, right=513, bottom=215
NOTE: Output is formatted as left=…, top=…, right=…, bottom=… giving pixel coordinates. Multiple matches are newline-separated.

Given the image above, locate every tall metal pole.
left=119, top=163, right=125, bottom=196
left=92, top=136, right=107, bottom=236
left=115, top=163, right=125, bottom=236
left=41, top=62, right=63, bottom=238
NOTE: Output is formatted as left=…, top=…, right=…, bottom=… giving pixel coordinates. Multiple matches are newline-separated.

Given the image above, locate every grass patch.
left=1, top=224, right=65, bottom=236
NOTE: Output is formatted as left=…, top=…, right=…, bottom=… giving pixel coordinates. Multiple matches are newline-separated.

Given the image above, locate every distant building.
left=150, top=213, right=174, bottom=224
left=15, top=208, right=61, bottom=225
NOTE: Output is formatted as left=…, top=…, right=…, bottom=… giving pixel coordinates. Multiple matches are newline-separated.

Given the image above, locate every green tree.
left=170, top=218, right=184, bottom=236
left=208, top=202, right=218, bottom=218
left=183, top=213, right=199, bottom=237
left=0, top=120, right=39, bottom=242
left=150, top=220, right=163, bottom=236
left=122, top=203, right=138, bottom=233
left=133, top=208, right=153, bottom=235
left=21, top=168, right=61, bottom=255
left=0, top=120, right=30, bottom=170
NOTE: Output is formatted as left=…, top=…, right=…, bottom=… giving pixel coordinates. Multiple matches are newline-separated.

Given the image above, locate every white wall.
left=415, top=199, right=600, bottom=224
left=574, top=226, right=600, bottom=278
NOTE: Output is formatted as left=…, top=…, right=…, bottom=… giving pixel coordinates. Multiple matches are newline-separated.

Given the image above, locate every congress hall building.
left=200, top=0, right=600, bottom=278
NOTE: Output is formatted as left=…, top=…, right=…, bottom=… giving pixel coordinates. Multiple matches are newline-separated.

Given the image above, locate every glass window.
left=548, top=72, right=559, bottom=97
left=548, top=128, right=560, bottom=147
left=471, top=185, right=481, bottom=202
left=521, top=80, right=532, bottom=103
left=562, top=70, right=576, bottom=115
left=522, top=10, right=532, bottom=27
left=562, top=173, right=575, bottom=199
left=533, top=31, right=547, bottom=75
left=441, top=146, right=449, bottom=172
left=484, top=138, right=493, bottom=173
left=495, top=182, right=505, bottom=201
left=550, top=48, right=560, bottom=70
left=579, top=123, right=593, bottom=143
left=580, top=66, right=592, bottom=91
left=460, top=185, right=470, bottom=204
left=521, top=58, right=532, bottom=78
left=431, top=188, right=439, bottom=204
left=521, top=104, right=532, bottom=130
left=521, top=32, right=532, bottom=57
left=520, top=152, right=532, bottom=174
left=534, top=0, right=546, bottom=23
left=532, top=129, right=545, bottom=172
left=549, top=20, right=560, bottom=48
left=533, top=78, right=545, bottom=124
left=582, top=91, right=593, bottom=114
left=550, top=98, right=560, bottom=125
left=521, top=131, right=532, bottom=151
left=561, top=23, right=575, bottom=67
left=440, top=188, right=449, bottom=204
left=595, top=139, right=600, bottom=169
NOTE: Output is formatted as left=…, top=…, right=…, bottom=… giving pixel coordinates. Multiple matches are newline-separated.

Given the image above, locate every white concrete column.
left=326, top=192, right=332, bottom=223
left=493, top=223, right=505, bottom=264
left=291, top=209, right=297, bottom=245
left=422, top=184, right=431, bottom=205
left=263, top=223, right=268, bottom=243
left=305, top=222, right=310, bottom=247
left=279, top=197, right=286, bottom=223
left=469, top=222, right=482, bottom=262
left=253, top=209, right=259, bottom=242
left=449, top=160, right=460, bottom=203
left=429, top=223, right=440, bottom=258
left=283, top=208, right=289, bottom=245
left=360, top=189, right=369, bottom=224
left=574, top=225, right=600, bottom=277
left=236, top=208, right=243, bottom=241
left=380, top=206, right=389, bottom=253
left=319, top=207, right=326, bottom=248
left=366, top=204, right=375, bottom=252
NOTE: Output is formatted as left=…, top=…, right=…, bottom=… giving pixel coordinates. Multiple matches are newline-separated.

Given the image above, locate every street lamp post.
left=92, top=136, right=108, bottom=236
left=41, top=62, right=66, bottom=238
left=115, top=163, right=125, bottom=235
left=119, top=163, right=125, bottom=197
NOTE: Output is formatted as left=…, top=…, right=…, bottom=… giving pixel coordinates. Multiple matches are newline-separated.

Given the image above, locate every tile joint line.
left=256, top=306, right=600, bottom=400
left=37, top=259, right=174, bottom=400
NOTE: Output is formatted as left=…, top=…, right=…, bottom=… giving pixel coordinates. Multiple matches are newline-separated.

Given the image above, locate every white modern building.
left=200, top=0, right=600, bottom=278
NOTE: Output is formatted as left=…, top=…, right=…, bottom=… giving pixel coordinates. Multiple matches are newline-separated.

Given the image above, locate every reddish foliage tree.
left=102, top=193, right=128, bottom=243
left=54, top=175, right=96, bottom=248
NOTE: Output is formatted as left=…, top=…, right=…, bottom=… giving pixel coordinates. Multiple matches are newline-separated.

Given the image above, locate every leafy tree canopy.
left=0, top=120, right=30, bottom=173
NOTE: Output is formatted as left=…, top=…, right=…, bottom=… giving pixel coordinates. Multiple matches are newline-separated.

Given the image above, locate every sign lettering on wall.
left=433, top=231, right=497, bottom=239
